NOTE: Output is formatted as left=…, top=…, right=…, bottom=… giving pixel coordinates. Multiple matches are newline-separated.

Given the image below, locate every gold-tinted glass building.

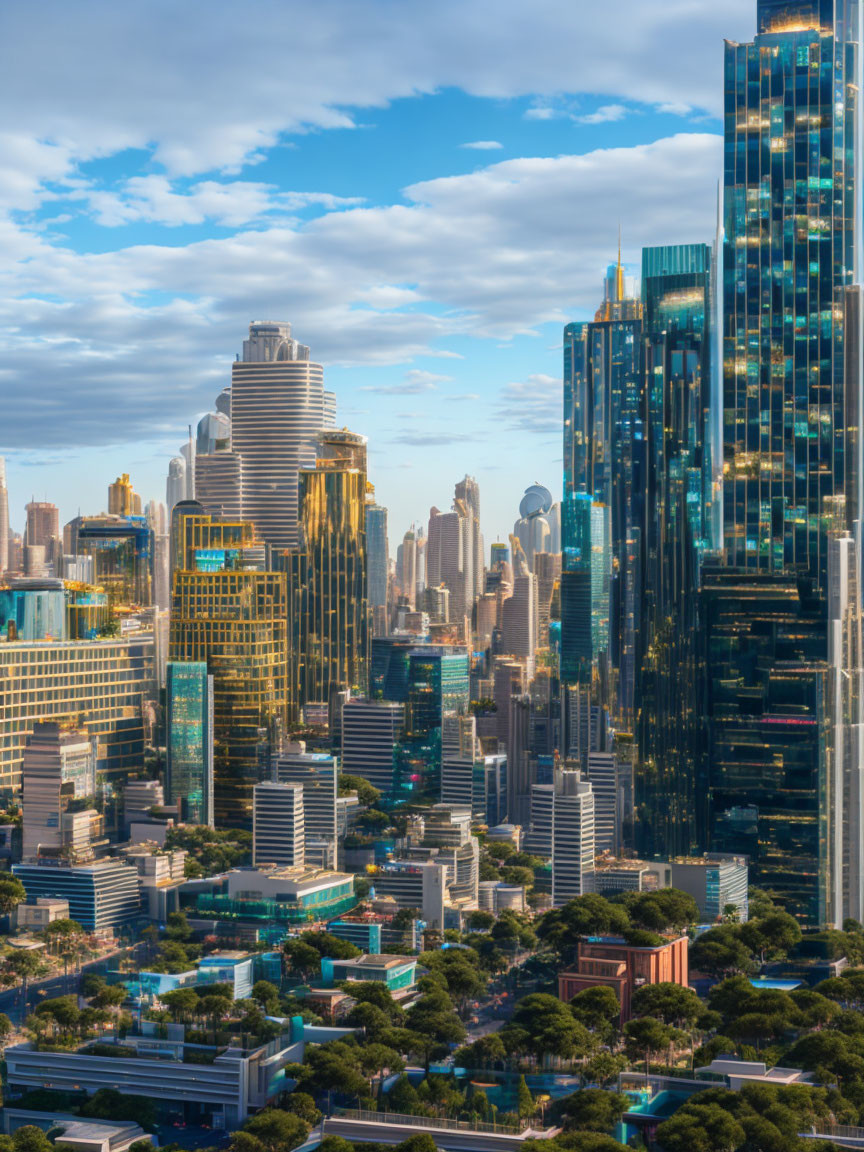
left=286, top=430, right=370, bottom=716
left=169, top=512, right=287, bottom=828
left=0, top=635, right=156, bottom=798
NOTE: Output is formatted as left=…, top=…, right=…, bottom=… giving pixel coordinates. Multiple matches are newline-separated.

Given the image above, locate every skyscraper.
left=169, top=511, right=287, bottom=828
left=166, top=661, right=215, bottom=827
left=286, top=429, right=369, bottom=713
left=703, top=0, right=860, bottom=923
left=108, top=474, right=142, bottom=517
left=166, top=457, right=187, bottom=512
left=636, top=244, right=715, bottom=858
left=253, top=781, right=305, bottom=867
left=230, top=321, right=335, bottom=553
left=366, top=502, right=389, bottom=615
left=562, top=255, right=643, bottom=726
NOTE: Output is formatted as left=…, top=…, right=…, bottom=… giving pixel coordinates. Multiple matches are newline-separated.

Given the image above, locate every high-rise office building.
left=108, top=474, right=142, bottom=517
left=341, top=698, right=404, bottom=796
left=69, top=514, right=153, bottom=607
left=166, top=457, right=187, bottom=511
left=551, top=768, right=595, bottom=907
left=562, top=256, right=643, bottom=726
left=24, top=502, right=59, bottom=573
left=366, top=503, right=389, bottom=616
left=166, top=661, right=215, bottom=827
left=21, top=722, right=97, bottom=862
left=253, top=781, right=305, bottom=867
left=195, top=452, right=244, bottom=520
left=636, top=244, right=715, bottom=858
left=0, top=634, right=155, bottom=794
left=273, top=751, right=337, bottom=862
left=499, top=540, right=538, bottom=677
left=704, top=0, right=860, bottom=924
left=513, top=485, right=561, bottom=570
left=287, top=430, right=369, bottom=713
left=169, top=512, right=287, bottom=828
left=427, top=479, right=484, bottom=623
left=230, top=321, right=335, bottom=552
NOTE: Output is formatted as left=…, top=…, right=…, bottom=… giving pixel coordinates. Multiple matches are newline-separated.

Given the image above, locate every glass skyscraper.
left=562, top=260, right=643, bottom=726
left=705, top=0, right=860, bottom=922
left=166, top=661, right=214, bottom=827
left=636, top=244, right=715, bottom=858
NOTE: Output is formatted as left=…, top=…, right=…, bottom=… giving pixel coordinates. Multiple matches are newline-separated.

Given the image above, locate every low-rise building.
left=321, top=953, right=417, bottom=993
left=193, top=864, right=356, bottom=926
left=5, top=1024, right=299, bottom=1130
left=558, top=934, right=689, bottom=1021
left=17, top=897, right=70, bottom=933
left=3, top=1111, right=147, bottom=1152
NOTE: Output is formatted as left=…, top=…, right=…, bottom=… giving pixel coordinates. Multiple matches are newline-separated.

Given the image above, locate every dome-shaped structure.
left=519, top=484, right=553, bottom=519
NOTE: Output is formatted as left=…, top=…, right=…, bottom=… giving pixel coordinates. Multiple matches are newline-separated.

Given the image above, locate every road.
left=0, top=942, right=147, bottom=1024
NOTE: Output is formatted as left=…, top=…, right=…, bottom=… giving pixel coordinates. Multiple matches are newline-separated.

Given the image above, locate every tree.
left=159, top=988, right=200, bottom=1022
left=338, top=774, right=381, bottom=807
left=516, top=1074, right=535, bottom=1118
left=395, top=1137, right=438, bottom=1152
left=318, top=1140, right=355, bottom=1152
left=569, top=986, right=621, bottom=1035
left=624, top=889, right=699, bottom=932
left=537, top=895, right=629, bottom=961
left=689, top=926, right=755, bottom=978
left=555, top=1088, right=627, bottom=1133
left=5, top=949, right=47, bottom=1015
left=90, top=985, right=127, bottom=1011
left=630, top=982, right=701, bottom=1027
left=655, top=1105, right=746, bottom=1152
left=468, top=910, right=496, bottom=931
left=623, top=1018, right=675, bottom=1071
left=507, top=994, right=593, bottom=1061
left=0, top=1012, right=12, bottom=1047
left=252, top=980, right=280, bottom=1012
left=740, top=912, right=802, bottom=965
left=581, top=1052, right=628, bottom=1088
left=242, top=1109, right=309, bottom=1152
left=387, top=1073, right=421, bottom=1113
left=0, top=876, right=26, bottom=916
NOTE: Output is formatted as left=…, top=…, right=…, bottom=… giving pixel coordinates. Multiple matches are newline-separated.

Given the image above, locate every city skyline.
left=0, top=0, right=759, bottom=543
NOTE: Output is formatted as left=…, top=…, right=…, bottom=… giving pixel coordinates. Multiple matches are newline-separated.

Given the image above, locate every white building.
left=551, top=769, right=595, bottom=907
left=253, top=782, right=305, bottom=868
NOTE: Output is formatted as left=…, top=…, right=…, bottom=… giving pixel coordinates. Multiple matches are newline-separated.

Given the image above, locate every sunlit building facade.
left=166, top=661, right=214, bottom=827
left=169, top=513, right=287, bottom=829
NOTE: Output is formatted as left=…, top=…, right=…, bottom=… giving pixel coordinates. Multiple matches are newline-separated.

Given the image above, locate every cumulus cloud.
left=496, top=373, right=563, bottom=435
left=577, top=104, right=629, bottom=125
left=0, top=0, right=751, bottom=181
left=0, top=133, right=722, bottom=449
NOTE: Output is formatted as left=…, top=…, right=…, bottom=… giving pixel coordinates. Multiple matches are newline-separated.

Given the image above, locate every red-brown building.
left=558, top=934, right=689, bottom=1021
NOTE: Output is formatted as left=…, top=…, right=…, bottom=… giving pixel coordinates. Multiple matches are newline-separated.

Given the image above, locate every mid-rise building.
left=273, top=751, right=337, bottom=862
left=370, top=860, right=448, bottom=929
left=341, top=698, right=404, bottom=796
left=13, top=858, right=141, bottom=932
left=551, top=769, right=595, bottom=907
left=21, top=722, right=96, bottom=862
left=253, top=781, right=305, bottom=868
left=0, top=634, right=156, bottom=795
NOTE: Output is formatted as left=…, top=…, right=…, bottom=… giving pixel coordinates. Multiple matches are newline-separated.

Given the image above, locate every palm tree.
left=6, top=950, right=48, bottom=1018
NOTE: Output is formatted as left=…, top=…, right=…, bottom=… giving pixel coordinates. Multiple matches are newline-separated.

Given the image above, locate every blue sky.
left=0, top=0, right=756, bottom=546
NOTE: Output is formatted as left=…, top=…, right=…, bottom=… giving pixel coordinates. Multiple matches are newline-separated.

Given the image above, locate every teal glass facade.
left=166, top=661, right=214, bottom=826
left=708, top=0, right=860, bottom=923
left=562, top=271, right=642, bottom=724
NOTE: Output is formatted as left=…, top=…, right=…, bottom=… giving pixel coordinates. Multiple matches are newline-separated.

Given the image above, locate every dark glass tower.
left=708, top=0, right=860, bottom=922
left=562, top=259, right=643, bottom=728
left=636, top=244, right=715, bottom=858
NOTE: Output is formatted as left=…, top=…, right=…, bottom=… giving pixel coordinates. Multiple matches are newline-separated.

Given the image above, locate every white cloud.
left=361, top=369, right=453, bottom=395
left=0, top=0, right=751, bottom=181
left=577, top=104, right=629, bottom=125
left=0, top=133, right=722, bottom=449
left=460, top=140, right=504, bottom=150
left=496, top=373, right=562, bottom=434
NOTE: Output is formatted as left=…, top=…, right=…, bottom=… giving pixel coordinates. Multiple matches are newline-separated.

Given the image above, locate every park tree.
left=740, top=911, right=802, bottom=964
left=4, top=949, right=47, bottom=1015
left=555, top=1088, right=628, bottom=1134
left=507, top=994, right=593, bottom=1062
left=516, top=1075, right=535, bottom=1118
left=689, top=926, right=755, bottom=978
left=241, top=1109, right=309, bottom=1152
left=0, top=876, right=26, bottom=917
left=623, top=1017, right=676, bottom=1071
left=630, top=982, right=701, bottom=1028
left=569, top=986, right=621, bottom=1038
